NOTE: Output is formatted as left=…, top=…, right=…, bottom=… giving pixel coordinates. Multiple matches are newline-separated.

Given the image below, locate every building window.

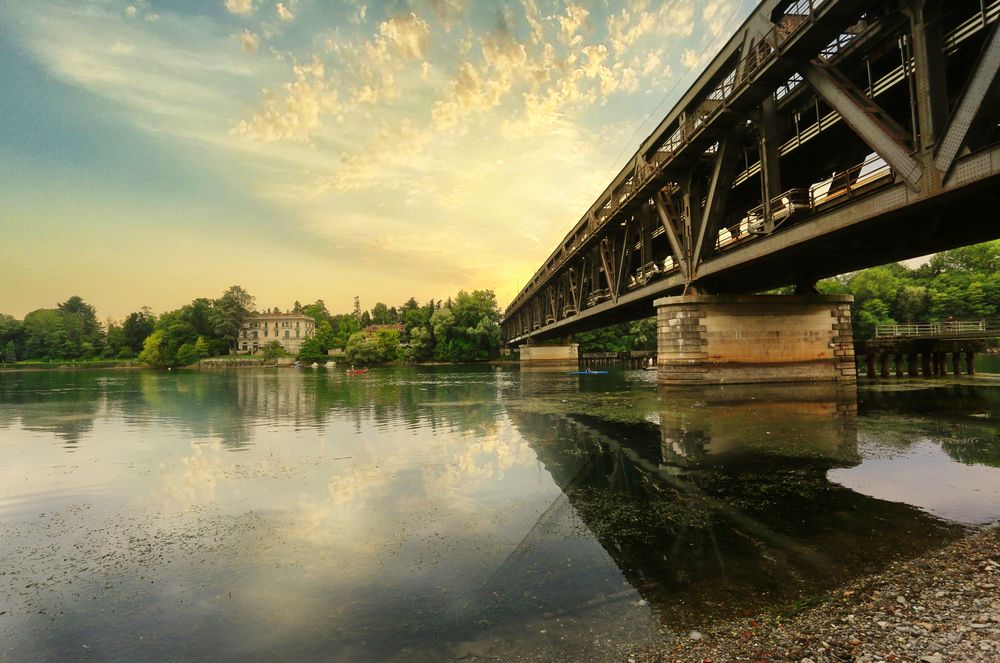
left=296, top=330, right=300, bottom=338
left=264, top=329, right=268, bottom=337
left=284, top=330, right=290, bottom=338
left=242, top=342, right=247, bottom=350
left=252, top=331, right=258, bottom=339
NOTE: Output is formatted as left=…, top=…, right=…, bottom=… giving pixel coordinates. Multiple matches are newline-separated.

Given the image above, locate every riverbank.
left=634, top=526, right=999, bottom=663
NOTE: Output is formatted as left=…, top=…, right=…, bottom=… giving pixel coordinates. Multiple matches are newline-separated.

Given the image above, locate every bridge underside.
left=503, top=0, right=1000, bottom=356
left=510, top=165, right=1000, bottom=344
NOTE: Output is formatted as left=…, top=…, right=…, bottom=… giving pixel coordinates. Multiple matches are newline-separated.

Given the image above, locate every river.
left=1, top=366, right=999, bottom=661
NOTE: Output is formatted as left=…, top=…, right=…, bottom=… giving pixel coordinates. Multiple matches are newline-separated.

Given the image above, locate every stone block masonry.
left=655, top=294, right=855, bottom=385
left=520, top=344, right=579, bottom=364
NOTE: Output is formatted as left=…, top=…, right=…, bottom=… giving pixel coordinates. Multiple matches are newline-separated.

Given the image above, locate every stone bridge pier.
left=655, top=294, right=856, bottom=385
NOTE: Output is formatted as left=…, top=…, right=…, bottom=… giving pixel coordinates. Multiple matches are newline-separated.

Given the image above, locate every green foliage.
left=210, top=285, right=255, bottom=350
left=4, top=340, right=15, bottom=363
left=138, top=330, right=166, bottom=367
left=303, top=299, right=329, bottom=325
left=370, top=302, right=394, bottom=325
left=194, top=336, right=211, bottom=358
left=817, top=239, right=1000, bottom=340
left=261, top=340, right=286, bottom=361
left=122, top=308, right=156, bottom=353
left=345, top=332, right=383, bottom=365
left=175, top=343, right=200, bottom=366
left=429, top=290, right=501, bottom=362
left=575, top=316, right=657, bottom=353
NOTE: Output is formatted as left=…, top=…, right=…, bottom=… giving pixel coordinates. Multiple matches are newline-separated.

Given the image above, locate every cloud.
left=236, top=30, right=259, bottom=53
left=349, top=3, right=367, bottom=25
left=125, top=5, right=138, bottom=18
left=276, top=2, right=294, bottom=22
left=232, top=58, right=335, bottom=142
left=557, top=3, right=589, bottom=44
left=703, top=0, right=736, bottom=37
left=224, top=0, right=254, bottom=15
left=377, top=13, right=431, bottom=61
left=428, top=0, right=464, bottom=31
left=681, top=47, right=700, bottom=69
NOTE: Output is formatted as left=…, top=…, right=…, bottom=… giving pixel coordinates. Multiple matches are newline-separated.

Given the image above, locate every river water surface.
left=2, top=366, right=1000, bottom=661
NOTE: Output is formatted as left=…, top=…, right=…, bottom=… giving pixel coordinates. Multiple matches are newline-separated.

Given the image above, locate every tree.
left=104, top=320, right=126, bottom=358
left=175, top=343, right=200, bottom=366
left=297, top=337, right=327, bottom=362
left=261, top=340, right=285, bottom=361
left=58, top=295, right=102, bottom=358
left=4, top=340, right=15, bottom=363
left=360, top=310, right=372, bottom=327
left=194, top=336, right=211, bottom=358
left=211, top=285, right=255, bottom=351
left=345, top=332, right=391, bottom=365
left=403, top=326, right=434, bottom=362
left=22, top=309, right=66, bottom=360
left=353, top=296, right=362, bottom=324
left=138, top=330, right=166, bottom=367
left=303, top=299, right=330, bottom=325
left=371, top=302, right=392, bottom=325
left=123, top=308, right=156, bottom=353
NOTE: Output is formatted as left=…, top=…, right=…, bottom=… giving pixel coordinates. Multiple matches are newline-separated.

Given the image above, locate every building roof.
left=362, top=324, right=404, bottom=334
left=251, top=311, right=315, bottom=320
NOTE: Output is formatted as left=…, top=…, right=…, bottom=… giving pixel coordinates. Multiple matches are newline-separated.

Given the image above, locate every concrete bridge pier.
left=655, top=294, right=856, bottom=386
left=519, top=340, right=579, bottom=366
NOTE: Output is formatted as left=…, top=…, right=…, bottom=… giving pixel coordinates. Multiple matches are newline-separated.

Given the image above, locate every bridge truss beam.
left=502, top=0, right=1000, bottom=346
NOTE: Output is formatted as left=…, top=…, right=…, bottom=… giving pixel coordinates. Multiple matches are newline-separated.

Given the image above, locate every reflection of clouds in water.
left=155, top=442, right=225, bottom=510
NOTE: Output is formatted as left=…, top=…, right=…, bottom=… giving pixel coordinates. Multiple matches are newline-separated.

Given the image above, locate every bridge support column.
left=655, top=295, right=855, bottom=386
left=908, top=353, right=919, bottom=377
left=519, top=343, right=579, bottom=366
left=966, top=352, right=976, bottom=375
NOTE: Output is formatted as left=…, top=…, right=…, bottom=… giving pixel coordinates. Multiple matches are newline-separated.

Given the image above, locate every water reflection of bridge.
left=503, top=384, right=963, bottom=626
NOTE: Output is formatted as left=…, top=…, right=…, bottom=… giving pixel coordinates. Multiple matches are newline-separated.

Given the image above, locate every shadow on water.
left=503, top=382, right=966, bottom=627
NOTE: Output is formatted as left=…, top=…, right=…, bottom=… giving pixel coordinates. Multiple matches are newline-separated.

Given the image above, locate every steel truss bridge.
left=502, top=0, right=1000, bottom=345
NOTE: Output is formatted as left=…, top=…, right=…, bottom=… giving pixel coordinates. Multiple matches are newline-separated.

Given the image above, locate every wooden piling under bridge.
left=580, top=350, right=657, bottom=370
left=859, top=320, right=1000, bottom=378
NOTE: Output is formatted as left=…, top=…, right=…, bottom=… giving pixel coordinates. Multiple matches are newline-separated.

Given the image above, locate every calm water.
left=2, top=366, right=1000, bottom=661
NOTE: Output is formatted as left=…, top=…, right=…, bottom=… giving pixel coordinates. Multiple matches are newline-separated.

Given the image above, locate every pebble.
left=634, top=528, right=1000, bottom=663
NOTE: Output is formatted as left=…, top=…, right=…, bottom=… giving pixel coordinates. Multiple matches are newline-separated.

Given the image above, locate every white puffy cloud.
left=224, top=0, right=254, bottom=16
left=276, top=2, right=294, bottom=22
left=233, top=58, right=336, bottom=141
left=236, top=30, right=259, bottom=53
left=703, top=0, right=736, bottom=37
left=557, top=3, right=589, bottom=44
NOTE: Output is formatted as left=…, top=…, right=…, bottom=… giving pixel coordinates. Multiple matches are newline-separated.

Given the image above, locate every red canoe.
left=347, top=368, right=368, bottom=376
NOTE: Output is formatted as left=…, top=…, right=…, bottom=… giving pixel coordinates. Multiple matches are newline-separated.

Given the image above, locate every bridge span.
left=501, top=0, right=1000, bottom=384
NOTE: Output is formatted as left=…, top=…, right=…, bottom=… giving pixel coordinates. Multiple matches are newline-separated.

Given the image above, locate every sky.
left=0, top=0, right=756, bottom=320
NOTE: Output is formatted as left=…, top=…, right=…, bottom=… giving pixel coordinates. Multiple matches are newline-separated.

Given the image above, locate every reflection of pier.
left=505, top=385, right=962, bottom=625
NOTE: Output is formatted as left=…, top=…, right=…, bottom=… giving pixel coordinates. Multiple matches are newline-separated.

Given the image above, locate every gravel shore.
left=636, top=526, right=1000, bottom=663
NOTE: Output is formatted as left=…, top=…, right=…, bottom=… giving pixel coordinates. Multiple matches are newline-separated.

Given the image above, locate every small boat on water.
left=567, top=369, right=608, bottom=375
left=347, top=368, right=369, bottom=376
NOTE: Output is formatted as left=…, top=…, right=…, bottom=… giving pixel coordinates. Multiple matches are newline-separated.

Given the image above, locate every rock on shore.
left=637, top=527, right=999, bottom=663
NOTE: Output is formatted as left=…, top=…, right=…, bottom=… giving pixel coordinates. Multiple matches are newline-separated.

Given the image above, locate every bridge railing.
left=874, top=320, right=1000, bottom=338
